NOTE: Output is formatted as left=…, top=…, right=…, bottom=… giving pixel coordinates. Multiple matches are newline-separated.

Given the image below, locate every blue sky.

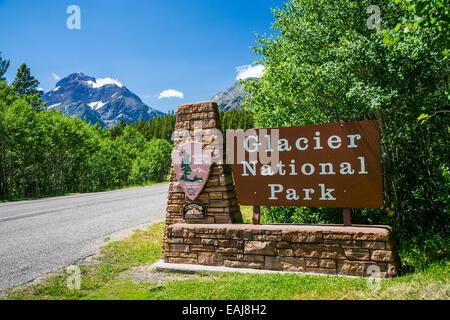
left=0, top=0, right=281, bottom=113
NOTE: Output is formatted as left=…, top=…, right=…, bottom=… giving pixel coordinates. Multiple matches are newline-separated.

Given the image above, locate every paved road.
left=0, top=184, right=168, bottom=290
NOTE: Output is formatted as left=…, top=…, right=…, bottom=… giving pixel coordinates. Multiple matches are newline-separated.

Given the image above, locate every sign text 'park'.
left=227, top=120, right=382, bottom=208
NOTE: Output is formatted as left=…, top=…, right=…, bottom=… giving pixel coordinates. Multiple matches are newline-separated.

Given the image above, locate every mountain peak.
left=212, top=78, right=257, bottom=111
left=43, top=73, right=163, bottom=128
left=56, top=73, right=124, bottom=89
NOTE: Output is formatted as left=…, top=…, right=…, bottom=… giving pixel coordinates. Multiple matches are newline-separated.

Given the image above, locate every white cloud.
left=158, top=89, right=184, bottom=99
left=236, top=64, right=265, bottom=80
left=52, top=73, right=61, bottom=81
left=37, top=87, right=45, bottom=92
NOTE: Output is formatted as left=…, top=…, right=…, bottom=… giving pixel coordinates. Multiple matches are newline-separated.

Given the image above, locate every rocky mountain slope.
left=42, top=73, right=163, bottom=128
left=211, top=78, right=257, bottom=111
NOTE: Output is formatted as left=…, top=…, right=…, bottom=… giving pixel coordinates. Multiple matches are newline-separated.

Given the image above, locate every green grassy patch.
left=3, top=217, right=449, bottom=300
left=83, top=262, right=449, bottom=300
left=240, top=205, right=253, bottom=223
left=4, top=222, right=165, bottom=300
left=86, top=278, right=155, bottom=300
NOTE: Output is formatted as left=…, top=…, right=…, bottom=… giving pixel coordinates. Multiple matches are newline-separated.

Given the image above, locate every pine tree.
left=12, top=64, right=43, bottom=111
left=180, top=149, right=192, bottom=182
left=110, top=119, right=126, bottom=139
left=0, top=52, right=10, bottom=81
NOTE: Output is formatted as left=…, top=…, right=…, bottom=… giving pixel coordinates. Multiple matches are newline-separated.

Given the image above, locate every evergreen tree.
left=12, top=64, right=43, bottom=111
left=0, top=52, right=10, bottom=81
left=180, top=149, right=192, bottom=181
left=110, top=119, right=126, bottom=140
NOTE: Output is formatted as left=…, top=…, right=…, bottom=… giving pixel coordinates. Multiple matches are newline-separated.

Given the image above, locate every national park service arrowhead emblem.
left=172, top=142, right=212, bottom=201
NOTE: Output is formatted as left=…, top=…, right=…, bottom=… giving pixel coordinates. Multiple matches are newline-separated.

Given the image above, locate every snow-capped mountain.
left=42, top=73, right=163, bottom=128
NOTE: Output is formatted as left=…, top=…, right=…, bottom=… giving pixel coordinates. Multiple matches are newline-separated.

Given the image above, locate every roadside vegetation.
left=244, top=0, right=449, bottom=271
left=110, top=108, right=254, bottom=142
left=2, top=220, right=448, bottom=300
left=0, top=68, right=173, bottom=201
left=0, top=56, right=254, bottom=202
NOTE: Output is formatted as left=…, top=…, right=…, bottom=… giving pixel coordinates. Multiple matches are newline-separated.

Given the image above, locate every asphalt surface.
left=0, top=184, right=169, bottom=290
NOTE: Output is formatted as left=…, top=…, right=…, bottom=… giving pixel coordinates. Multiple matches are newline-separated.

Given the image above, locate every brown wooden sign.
left=228, top=120, right=382, bottom=208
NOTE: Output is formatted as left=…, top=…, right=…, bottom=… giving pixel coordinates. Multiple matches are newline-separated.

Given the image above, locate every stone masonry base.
left=163, top=223, right=400, bottom=278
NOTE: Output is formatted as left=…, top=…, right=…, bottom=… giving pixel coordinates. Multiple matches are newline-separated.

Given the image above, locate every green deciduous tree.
left=384, top=0, right=449, bottom=56
left=244, top=0, right=449, bottom=266
left=129, top=139, right=172, bottom=184
left=0, top=83, right=173, bottom=199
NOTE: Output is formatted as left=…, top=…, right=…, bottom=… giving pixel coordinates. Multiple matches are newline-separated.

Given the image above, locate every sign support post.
left=253, top=206, right=260, bottom=225
left=343, top=208, right=352, bottom=226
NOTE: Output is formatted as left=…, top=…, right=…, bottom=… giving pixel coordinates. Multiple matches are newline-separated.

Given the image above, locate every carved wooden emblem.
left=172, top=141, right=212, bottom=200
left=183, top=202, right=206, bottom=220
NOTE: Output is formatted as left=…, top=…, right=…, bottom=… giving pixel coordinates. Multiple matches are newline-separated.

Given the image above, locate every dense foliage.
left=220, top=108, right=255, bottom=132
left=111, top=113, right=177, bottom=141
left=384, top=0, right=449, bottom=57
left=0, top=73, right=172, bottom=200
left=0, top=56, right=255, bottom=201
left=244, top=0, right=449, bottom=266
left=111, top=108, right=254, bottom=142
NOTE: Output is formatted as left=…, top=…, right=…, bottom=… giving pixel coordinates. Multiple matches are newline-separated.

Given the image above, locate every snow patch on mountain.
left=48, top=103, right=61, bottom=109
left=88, top=101, right=107, bottom=110
left=84, top=78, right=123, bottom=89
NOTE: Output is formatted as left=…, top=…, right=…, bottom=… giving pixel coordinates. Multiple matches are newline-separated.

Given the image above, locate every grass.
left=3, top=222, right=165, bottom=300
left=240, top=205, right=253, bottom=223
left=86, top=263, right=449, bottom=300
left=3, top=218, right=448, bottom=300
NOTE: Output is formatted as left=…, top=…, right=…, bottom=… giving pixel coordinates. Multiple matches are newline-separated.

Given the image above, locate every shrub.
left=244, top=0, right=449, bottom=266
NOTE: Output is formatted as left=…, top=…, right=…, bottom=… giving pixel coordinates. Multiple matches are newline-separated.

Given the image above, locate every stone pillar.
left=162, top=101, right=243, bottom=258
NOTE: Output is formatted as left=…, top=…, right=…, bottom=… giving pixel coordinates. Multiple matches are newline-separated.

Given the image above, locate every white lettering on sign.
left=240, top=158, right=368, bottom=178
left=240, top=132, right=364, bottom=154
left=347, top=134, right=361, bottom=148
left=228, top=120, right=382, bottom=207
left=268, top=183, right=336, bottom=201
left=244, top=136, right=259, bottom=152
left=241, top=161, right=258, bottom=176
